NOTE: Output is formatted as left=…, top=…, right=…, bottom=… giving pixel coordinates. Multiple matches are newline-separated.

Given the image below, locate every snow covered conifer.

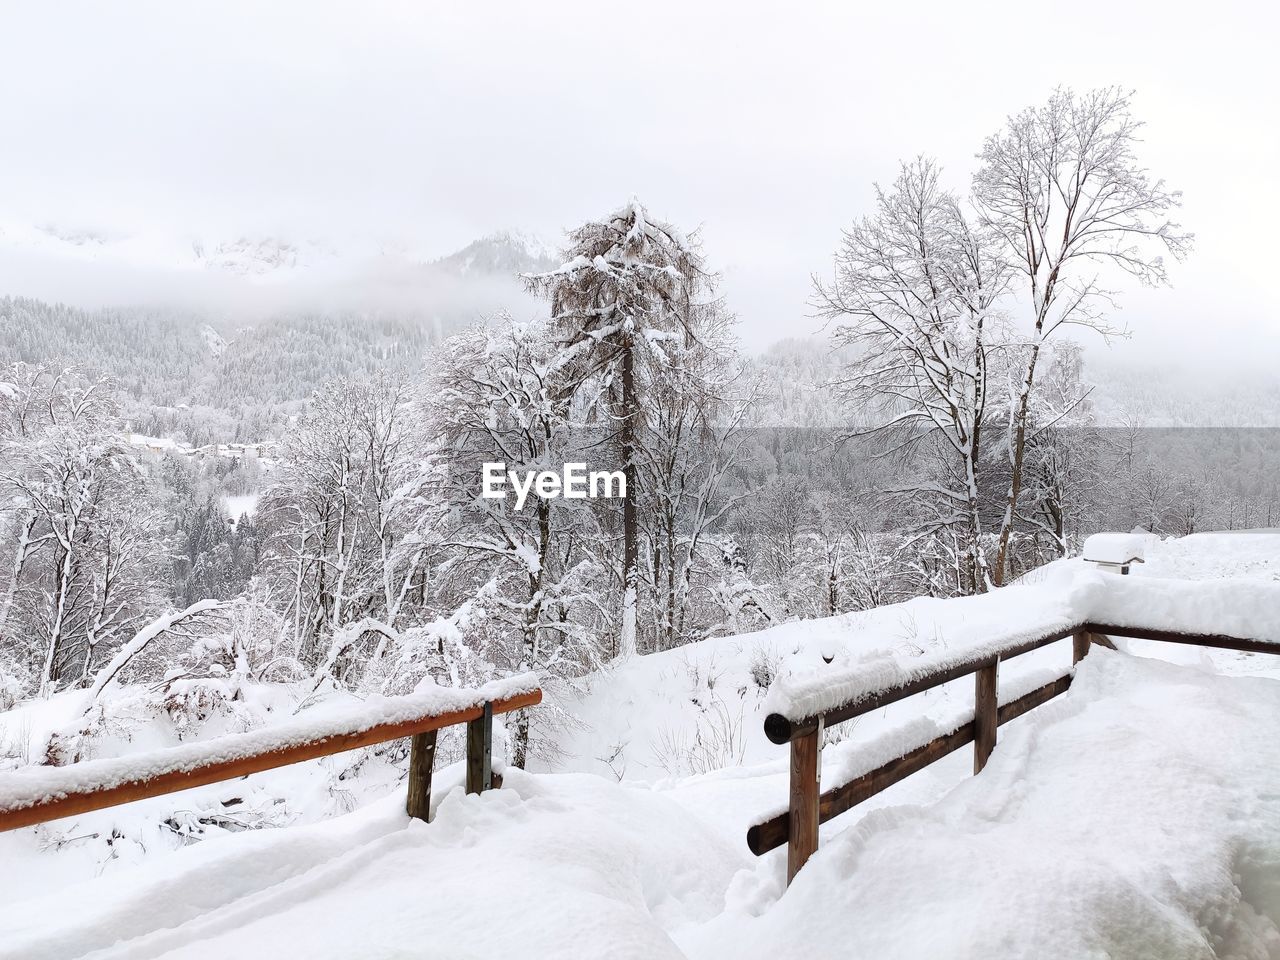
left=524, top=202, right=712, bottom=659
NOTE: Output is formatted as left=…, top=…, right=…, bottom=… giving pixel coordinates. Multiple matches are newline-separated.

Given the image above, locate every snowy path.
left=5, top=650, right=1280, bottom=960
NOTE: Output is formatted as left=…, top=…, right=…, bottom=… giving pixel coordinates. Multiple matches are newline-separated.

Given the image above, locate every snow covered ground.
left=549, top=531, right=1280, bottom=786
left=703, top=650, right=1280, bottom=960
left=3, top=532, right=1280, bottom=958
left=221, top=493, right=259, bottom=522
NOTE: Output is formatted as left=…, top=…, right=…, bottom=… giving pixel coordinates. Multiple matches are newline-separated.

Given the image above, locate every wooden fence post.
left=1072, top=630, right=1091, bottom=664
left=466, top=700, right=493, bottom=795
left=405, top=729, right=437, bottom=821
left=974, top=660, right=998, bottom=774
left=787, top=721, right=822, bottom=884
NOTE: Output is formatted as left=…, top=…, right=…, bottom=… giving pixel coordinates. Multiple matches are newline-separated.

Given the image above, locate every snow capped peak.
left=0, top=219, right=185, bottom=270
left=431, top=230, right=559, bottom=277
left=0, top=219, right=339, bottom=282
left=487, top=229, right=558, bottom=263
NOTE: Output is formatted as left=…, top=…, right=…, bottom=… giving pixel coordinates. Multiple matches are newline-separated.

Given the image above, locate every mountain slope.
left=0, top=231, right=560, bottom=438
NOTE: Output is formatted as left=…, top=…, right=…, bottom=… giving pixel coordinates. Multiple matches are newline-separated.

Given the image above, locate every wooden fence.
left=749, top=623, right=1279, bottom=884
left=0, top=683, right=541, bottom=834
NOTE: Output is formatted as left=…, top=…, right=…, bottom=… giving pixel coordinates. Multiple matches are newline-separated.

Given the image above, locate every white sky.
left=1, top=0, right=1277, bottom=369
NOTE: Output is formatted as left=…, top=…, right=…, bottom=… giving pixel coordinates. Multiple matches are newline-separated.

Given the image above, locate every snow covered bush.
left=0, top=663, right=28, bottom=712
left=748, top=643, right=781, bottom=692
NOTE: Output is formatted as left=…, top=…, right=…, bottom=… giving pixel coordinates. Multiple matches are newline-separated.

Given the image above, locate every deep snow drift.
left=701, top=651, right=1280, bottom=960
left=3, top=531, right=1280, bottom=958
left=4, top=652, right=1280, bottom=960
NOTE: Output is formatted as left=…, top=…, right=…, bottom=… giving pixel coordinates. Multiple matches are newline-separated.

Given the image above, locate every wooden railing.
left=0, top=679, right=541, bottom=833
left=749, top=623, right=1280, bottom=884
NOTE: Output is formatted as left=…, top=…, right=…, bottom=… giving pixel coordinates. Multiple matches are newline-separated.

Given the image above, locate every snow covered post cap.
left=1082, top=533, right=1147, bottom=575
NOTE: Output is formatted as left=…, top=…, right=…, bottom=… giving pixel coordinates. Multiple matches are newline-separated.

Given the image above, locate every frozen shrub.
left=749, top=644, right=781, bottom=691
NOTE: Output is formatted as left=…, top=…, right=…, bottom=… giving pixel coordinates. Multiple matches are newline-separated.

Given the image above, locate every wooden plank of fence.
left=787, top=724, right=822, bottom=882
left=754, top=620, right=1280, bottom=877
left=973, top=660, right=998, bottom=774
left=405, top=729, right=437, bottom=822
left=1084, top=623, right=1277, bottom=656
left=764, top=628, right=1075, bottom=744
left=0, top=688, right=541, bottom=833
left=996, top=675, right=1073, bottom=726
left=749, top=674, right=1080, bottom=857
left=749, top=720, right=976, bottom=857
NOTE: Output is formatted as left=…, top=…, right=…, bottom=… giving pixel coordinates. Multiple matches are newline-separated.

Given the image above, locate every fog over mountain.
left=3, top=2, right=1277, bottom=370
left=0, top=220, right=556, bottom=325
left=0, top=229, right=562, bottom=442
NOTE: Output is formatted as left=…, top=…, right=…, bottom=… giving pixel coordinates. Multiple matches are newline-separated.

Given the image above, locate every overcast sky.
left=1, top=0, right=1276, bottom=370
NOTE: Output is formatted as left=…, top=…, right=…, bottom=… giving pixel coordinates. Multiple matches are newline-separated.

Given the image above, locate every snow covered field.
left=3, top=532, right=1280, bottom=958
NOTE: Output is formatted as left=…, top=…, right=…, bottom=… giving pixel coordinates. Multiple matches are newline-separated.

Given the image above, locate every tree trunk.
left=993, top=341, right=1041, bottom=586
left=512, top=709, right=531, bottom=769
left=618, top=337, right=639, bottom=659
left=41, top=535, right=78, bottom=699
left=0, top=513, right=37, bottom=640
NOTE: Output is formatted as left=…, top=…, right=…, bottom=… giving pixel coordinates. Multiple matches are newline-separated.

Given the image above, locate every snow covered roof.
left=1082, top=532, right=1148, bottom=565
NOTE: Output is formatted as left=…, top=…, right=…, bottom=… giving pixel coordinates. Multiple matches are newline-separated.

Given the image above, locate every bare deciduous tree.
left=973, top=86, right=1193, bottom=583
left=425, top=318, right=608, bottom=765
left=815, top=158, right=1007, bottom=593
left=262, top=374, right=421, bottom=667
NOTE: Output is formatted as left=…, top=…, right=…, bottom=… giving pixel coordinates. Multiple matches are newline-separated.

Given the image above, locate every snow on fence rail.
left=0, top=674, right=542, bottom=833
left=750, top=572, right=1280, bottom=884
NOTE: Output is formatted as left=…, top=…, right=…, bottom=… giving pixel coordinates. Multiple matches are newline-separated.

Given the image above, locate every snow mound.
left=0, top=771, right=746, bottom=960
left=688, top=651, right=1280, bottom=959
left=6, top=653, right=1280, bottom=959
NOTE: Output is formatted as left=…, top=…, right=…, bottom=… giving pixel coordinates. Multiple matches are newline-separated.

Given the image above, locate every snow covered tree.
left=636, top=306, right=751, bottom=651
left=424, top=318, right=608, bottom=765
left=973, top=87, right=1193, bottom=584
left=172, top=497, right=262, bottom=606
left=0, top=364, right=167, bottom=698
left=815, top=159, right=1008, bottom=594
left=740, top=478, right=820, bottom=618
left=260, top=374, right=423, bottom=670
left=1016, top=342, right=1104, bottom=562
left=524, top=202, right=714, bottom=658
left=708, top=537, right=782, bottom=636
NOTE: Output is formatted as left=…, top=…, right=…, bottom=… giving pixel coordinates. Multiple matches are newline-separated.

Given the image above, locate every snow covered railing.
left=0, top=675, right=542, bottom=834
left=749, top=576, right=1280, bottom=884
